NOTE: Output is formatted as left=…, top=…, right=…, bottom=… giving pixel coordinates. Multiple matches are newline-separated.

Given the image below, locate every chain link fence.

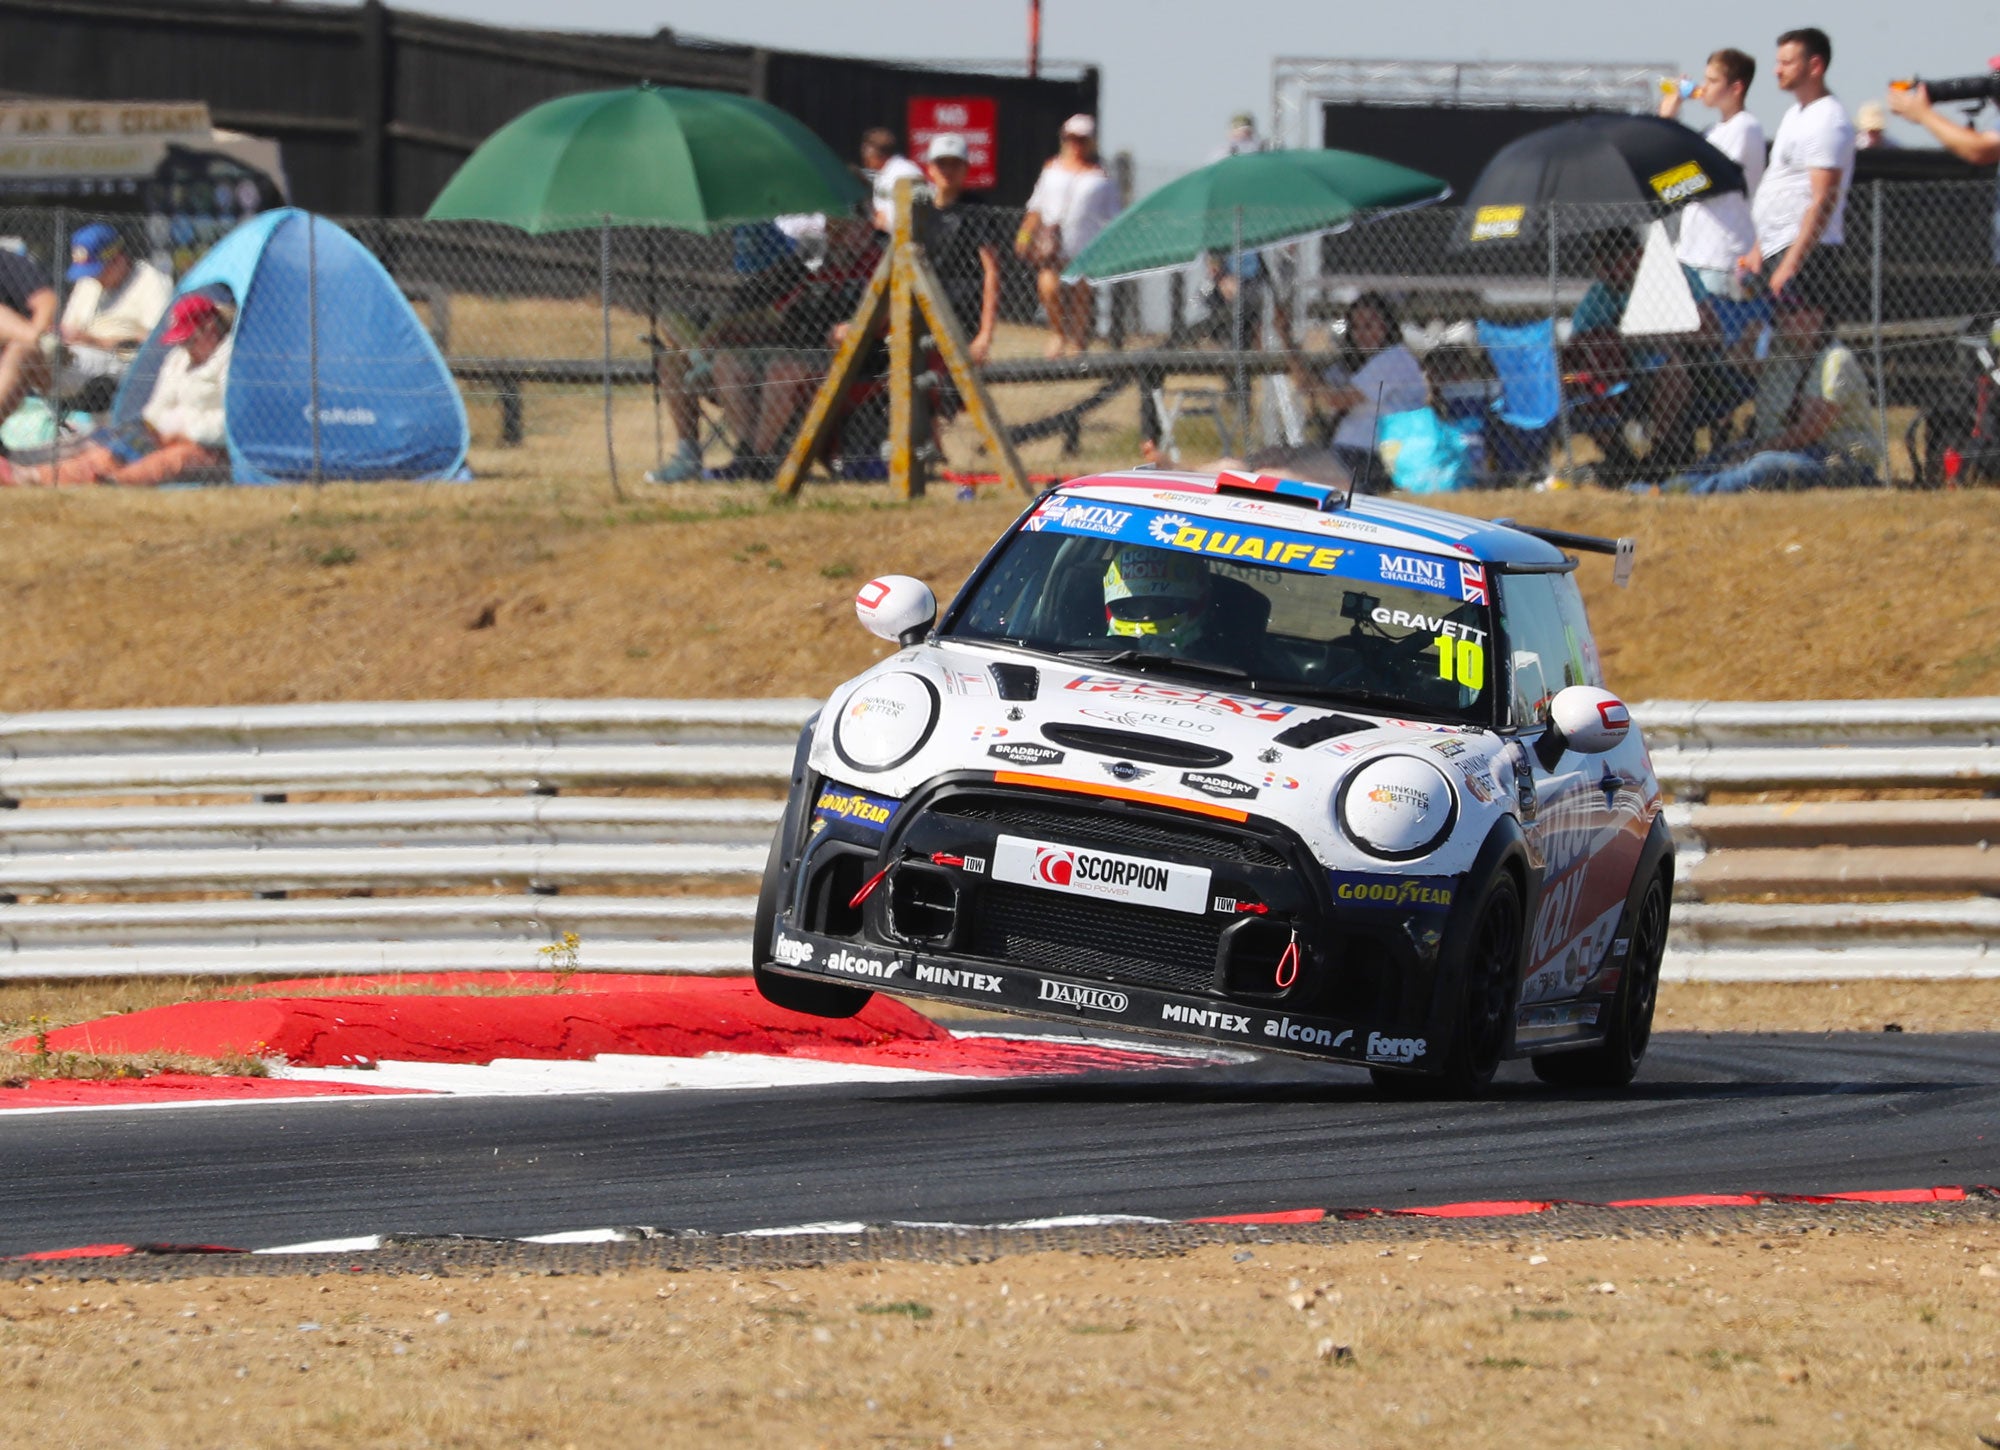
left=3, top=182, right=1996, bottom=491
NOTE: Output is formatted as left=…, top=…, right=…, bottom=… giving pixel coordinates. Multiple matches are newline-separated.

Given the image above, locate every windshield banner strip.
left=990, top=770, right=1252, bottom=822
left=1024, top=500, right=1479, bottom=602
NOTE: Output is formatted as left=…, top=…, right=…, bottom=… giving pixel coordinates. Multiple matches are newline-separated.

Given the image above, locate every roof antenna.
left=1337, top=381, right=1387, bottom=510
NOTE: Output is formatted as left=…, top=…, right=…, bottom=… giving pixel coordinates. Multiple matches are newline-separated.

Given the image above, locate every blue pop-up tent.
left=112, top=208, right=469, bottom=483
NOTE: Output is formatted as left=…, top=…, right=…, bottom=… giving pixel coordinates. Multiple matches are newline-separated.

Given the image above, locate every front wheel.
left=1372, top=872, right=1521, bottom=1099
left=750, top=826, right=872, bottom=1020
left=1532, top=870, right=1669, bottom=1089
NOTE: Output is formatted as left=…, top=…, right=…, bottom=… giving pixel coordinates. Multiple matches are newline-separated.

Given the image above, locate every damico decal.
left=992, top=834, right=1211, bottom=915
left=1037, top=979, right=1128, bottom=1013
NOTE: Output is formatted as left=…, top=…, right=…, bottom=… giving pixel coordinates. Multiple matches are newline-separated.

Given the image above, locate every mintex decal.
left=1027, top=502, right=1462, bottom=598
left=1328, top=873, right=1456, bottom=913
left=993, top=834, right=1211, bottom=915
left=813, top=787, right=900, bottom=832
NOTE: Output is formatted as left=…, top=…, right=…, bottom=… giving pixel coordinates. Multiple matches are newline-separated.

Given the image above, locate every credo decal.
left=992, top=834, right=1211, bottom=915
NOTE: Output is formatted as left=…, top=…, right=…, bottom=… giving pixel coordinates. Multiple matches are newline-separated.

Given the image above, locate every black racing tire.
left=1372, top=871, right=1522, bottom=1100
left=1532, top=869, right=1669, bottom=1089
left=750, top=824, right=872, bottom=1020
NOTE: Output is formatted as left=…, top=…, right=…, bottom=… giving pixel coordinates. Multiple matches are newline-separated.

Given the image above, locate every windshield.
left=947, top=498, right=1496, bottom=724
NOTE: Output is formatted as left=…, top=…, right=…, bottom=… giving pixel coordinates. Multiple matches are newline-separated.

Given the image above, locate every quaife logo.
left=771, top=934, right=814, bottom=966
left=825, top=949, right=902, bottom=980
left=1366, top=1032, right=1426, bottom=1063
left=1037, top=979, right=1128, bottom=1013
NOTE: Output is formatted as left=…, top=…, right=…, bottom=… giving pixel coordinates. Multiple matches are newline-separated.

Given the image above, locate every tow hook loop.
left=848, top=865, right=891, bottom=910
left=1236, top=900, right=1270, bottom=915
left=1275, top=930, right=1301, bottom=990
left=930, top=852, right=966, bottom=868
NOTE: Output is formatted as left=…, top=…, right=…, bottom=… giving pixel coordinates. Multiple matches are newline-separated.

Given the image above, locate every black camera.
left=1894, top=72, right=2000, bottom=106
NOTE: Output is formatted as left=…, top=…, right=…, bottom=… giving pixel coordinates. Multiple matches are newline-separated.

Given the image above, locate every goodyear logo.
left=814, top=789, right=896, bottom=829
left=1470, top=205, right=1523, bottom=242
left=1165, top=522, right=1346, bottom=573
left=1331, top=874, right=1455, bottom=911
left=1649, top=161, right=1711, bottom=204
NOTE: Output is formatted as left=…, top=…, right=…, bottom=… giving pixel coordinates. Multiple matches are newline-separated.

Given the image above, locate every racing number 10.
left=1434, top=635, right=1485, bottom=690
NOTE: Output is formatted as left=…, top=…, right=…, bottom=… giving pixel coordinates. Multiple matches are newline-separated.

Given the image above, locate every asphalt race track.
left=4, top=1031, right=1998, bottom=1256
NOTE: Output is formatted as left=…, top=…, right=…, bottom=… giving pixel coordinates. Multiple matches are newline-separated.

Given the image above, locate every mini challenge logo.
left=1032, top=500, right=1133, bottom=536
left=1377, top=554, right=1448, bottom=591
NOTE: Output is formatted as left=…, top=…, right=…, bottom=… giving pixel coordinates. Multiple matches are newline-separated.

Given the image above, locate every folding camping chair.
left=1475, top=317, right=1630, bottom=484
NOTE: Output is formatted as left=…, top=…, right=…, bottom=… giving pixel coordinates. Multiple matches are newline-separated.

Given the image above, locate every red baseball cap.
left=160, top=294, right=220, bottom=345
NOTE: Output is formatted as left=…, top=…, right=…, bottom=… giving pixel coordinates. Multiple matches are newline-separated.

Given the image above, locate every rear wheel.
left=1372, top=872, right=1521, bottom=1099
left=1532, top=870, right=1669, bottom=1089
left=750, top=826, right=872, bottom=1019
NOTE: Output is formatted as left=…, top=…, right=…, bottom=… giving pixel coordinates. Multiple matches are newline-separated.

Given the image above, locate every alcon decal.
left=824, top=949, right=903, bottom=980
left=1264, top=1018, right=1354, bottom=1048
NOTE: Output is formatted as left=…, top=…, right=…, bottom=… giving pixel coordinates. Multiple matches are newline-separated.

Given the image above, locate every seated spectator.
left=647, top=223, right=882, bottom=484
left=1018, top=115, right=1122, bottom=358
left=1565, top=228, right=1700, bottom=476
left=861, top=127, right=926, bottom=234
left=1664, top=284, right=1881, bottom=492
left=1298, top=292, right=1426, bottom=491
left=0, top=242, right=58, bottom=433
left=54, top=224, right=172, bottom=409
left=0, top=293, right=233, bottom=487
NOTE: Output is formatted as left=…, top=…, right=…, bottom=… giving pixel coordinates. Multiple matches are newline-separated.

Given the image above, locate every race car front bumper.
left=762, top=921, right=1436, bottom=1071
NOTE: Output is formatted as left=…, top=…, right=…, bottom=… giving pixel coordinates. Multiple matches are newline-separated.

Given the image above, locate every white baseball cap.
left=1061, top=114, right=1096, bottom=138
left=926, top=133, right=969, bottom=163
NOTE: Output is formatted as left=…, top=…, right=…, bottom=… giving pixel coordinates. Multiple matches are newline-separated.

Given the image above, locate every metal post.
left=600, top=216, right=621, bottom=501
left=1871, top=180, right=1888, bottom=483
left=1549, top=203, right=1572, bottom=476
left=1232, top=205, right=1247, bottom=445
left=307, top=213, right=323, bottom=487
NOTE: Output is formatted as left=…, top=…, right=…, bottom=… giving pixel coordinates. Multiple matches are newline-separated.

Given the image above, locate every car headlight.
left=1337, top=756, right=1458, bottom=860
left=831, top=672, right=939, bottom=772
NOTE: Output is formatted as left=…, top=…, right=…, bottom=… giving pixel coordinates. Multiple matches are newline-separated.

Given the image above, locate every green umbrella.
left=425, top=84, right=866, bottom=233
left=1062, top=148, right=1449, bottom=282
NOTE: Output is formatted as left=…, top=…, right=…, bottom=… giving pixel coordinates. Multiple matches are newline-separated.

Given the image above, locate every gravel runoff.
left=8, top=1191, right=1997, bottom=1284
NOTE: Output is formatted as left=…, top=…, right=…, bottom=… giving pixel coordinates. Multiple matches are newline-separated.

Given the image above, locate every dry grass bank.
left=5, top=1226, right=1997, bottom=1447
left=4, top=477, right=1997, bottom=712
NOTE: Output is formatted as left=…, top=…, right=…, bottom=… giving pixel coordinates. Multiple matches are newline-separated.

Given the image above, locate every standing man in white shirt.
left=861, top=128, right=926, bottom=236
left=1744, top=27, right=1857, bottom=314
left=1661, top=47, right=1766, bottom=300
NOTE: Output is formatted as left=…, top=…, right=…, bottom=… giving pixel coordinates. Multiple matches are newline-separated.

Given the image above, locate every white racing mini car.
left=754, top=469, right=1672, bottom=1095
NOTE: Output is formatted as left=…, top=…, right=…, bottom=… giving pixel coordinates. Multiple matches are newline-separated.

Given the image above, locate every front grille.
left=971, top=882, right=1223, bottom=994
left=930, top=794, right=1288, bottom=869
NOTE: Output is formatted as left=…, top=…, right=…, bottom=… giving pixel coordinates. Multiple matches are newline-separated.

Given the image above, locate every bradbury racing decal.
left=813, top=787, right=900, bottom=832
left=1180, top=770, right=1258, bottom=801
left=993, top=834, right=1211, bottom=915
left=1328, top=872, right=1456, bottom=913
left=1038, top=979, right=1128, bottom=1013
left=1649, top=161, right=1712, bottom=204
left=1027, top=503, right=1464, bottom=598
left=988, top=741, right=1065, bottom=767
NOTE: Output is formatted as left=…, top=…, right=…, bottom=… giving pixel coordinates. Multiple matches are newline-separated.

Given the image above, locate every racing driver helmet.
left=1102, top=546, right=1211, bottom=648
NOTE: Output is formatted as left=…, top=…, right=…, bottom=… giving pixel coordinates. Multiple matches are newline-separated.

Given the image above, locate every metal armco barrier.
left=0, top=696, right=1995, bottom=982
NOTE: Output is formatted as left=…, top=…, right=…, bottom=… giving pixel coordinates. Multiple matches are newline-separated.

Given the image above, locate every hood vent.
left=1040, top=724, right=1231, bottom=768
left=989, top=663, right=1040, bottom=700
left=1272, top=713, right=1375, bottom=749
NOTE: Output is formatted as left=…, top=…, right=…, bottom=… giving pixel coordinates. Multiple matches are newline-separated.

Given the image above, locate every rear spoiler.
left=1492, top=520, right=1636, bottom=588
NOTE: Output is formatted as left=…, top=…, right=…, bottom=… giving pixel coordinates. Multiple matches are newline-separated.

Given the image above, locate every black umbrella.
left=1456, top=113, right=1747, bottom=249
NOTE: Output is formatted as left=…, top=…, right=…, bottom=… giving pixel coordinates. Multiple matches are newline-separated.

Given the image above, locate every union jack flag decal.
left=1459, top=561, right=1489, bottom=605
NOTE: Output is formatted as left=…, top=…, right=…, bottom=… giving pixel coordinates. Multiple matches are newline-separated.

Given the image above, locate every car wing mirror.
left=855, top=575, right=937, bottom=646
left=1535, top=685, right=1631, bottom=769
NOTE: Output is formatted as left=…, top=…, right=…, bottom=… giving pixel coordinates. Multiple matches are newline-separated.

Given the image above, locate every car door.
left=1498, top=571, right=1640, bottom=1003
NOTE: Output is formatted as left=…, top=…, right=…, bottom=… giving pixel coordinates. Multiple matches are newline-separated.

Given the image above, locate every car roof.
left=1051, top=470, right=1572, bottom=569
